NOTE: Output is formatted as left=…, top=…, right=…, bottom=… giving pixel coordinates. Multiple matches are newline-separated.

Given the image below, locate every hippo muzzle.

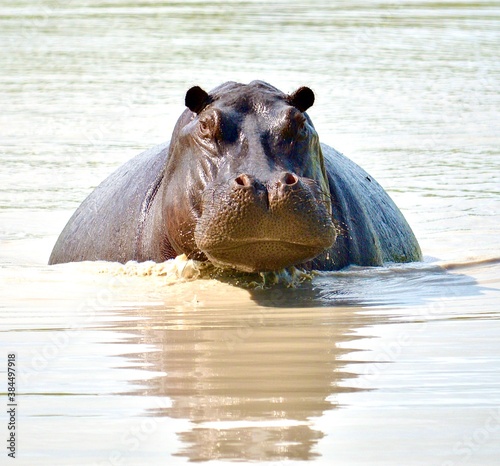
left=195, top=170, right=336, bottom=272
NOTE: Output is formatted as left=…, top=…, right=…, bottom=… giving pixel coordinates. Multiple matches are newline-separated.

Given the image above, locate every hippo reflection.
left=127, top=282, right=369, bottom=462
left=49, top=81, right=421, bottom=271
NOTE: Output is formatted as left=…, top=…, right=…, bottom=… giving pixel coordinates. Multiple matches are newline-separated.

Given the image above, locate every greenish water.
left=1, top=1, right=499, bottom=465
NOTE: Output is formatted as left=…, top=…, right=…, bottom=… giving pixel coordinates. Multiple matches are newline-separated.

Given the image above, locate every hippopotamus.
left=49, top=80, right=422, bottom=272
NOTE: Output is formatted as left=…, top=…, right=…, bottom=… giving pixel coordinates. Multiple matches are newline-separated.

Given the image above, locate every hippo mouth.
left=200, top=238, right=330, bottom=273
left=193, top=168, right=337, bottom=272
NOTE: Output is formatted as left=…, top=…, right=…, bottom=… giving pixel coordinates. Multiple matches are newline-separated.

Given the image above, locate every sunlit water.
left=1, top=1, right=499, bottom=465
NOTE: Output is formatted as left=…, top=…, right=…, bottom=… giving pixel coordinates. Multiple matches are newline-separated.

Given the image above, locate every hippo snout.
left=194, top=171, right=336, bottom=272
left=234, top=172, right=298, bottom=189
left=230, top=171, right=301, bottom=210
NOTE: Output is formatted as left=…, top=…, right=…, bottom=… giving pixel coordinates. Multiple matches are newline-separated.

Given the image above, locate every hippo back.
left=310, top=144, right=422, bottom=270
left=48, top=142, right=170, bottom=264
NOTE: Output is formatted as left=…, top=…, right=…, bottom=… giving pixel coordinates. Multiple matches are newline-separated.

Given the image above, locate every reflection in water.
left=178, top=424, right=323, bottom=462
left=123, top=281, right=370, bottom=462
left=115, top=264, right=483, bottom=462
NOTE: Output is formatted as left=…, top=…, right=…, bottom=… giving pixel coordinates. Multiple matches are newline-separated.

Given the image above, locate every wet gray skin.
left=49, top=81, right=422, bottom=272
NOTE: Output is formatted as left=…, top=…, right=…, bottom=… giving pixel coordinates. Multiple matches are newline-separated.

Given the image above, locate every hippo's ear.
left=185, top=86, right=210, bottom=114
left=288, top=86, right=315, bottom=113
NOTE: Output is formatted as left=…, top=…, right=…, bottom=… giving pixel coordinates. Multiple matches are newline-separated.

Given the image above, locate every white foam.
left=92, top=254, right=314, bottom=288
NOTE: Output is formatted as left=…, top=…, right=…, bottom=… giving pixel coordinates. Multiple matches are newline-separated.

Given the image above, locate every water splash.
left=93, top=254, right=314, bottom=288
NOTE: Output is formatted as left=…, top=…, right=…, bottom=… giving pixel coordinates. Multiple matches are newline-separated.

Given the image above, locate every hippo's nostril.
left=281, top=172, right=299, bottom=186
left=234, top=174, right=252, bottom=187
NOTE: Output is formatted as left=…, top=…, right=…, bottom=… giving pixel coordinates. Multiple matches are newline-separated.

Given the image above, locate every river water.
left=1, top=1, right=499, bottom=465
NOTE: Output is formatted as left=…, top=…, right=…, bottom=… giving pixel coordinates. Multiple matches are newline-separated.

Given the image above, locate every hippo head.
left=161, top=81, right=336, bottom=272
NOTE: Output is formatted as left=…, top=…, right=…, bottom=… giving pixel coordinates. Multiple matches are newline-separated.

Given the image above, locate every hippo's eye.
left=198, top=119, right=212, bottom=138
left=283, top=111, right=308, bottom=142
left=198, top=112, right=223, bottom=142
left=296, top=120, right=308, bottom=141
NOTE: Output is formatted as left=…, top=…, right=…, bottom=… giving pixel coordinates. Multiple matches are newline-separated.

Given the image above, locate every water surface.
left=1, top=1, right=499, bottom=465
